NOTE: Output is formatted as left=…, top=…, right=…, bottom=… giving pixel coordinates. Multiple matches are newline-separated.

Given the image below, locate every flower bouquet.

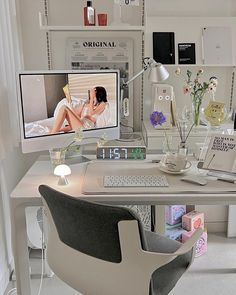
left=175, top=68, right=218, bottom=126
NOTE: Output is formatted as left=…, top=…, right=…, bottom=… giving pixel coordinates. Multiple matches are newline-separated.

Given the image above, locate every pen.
left=217, top=178, right=236, bottom=184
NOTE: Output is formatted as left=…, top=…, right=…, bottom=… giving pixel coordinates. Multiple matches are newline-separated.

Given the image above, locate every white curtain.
left=0, top=0, right=22, bottom=161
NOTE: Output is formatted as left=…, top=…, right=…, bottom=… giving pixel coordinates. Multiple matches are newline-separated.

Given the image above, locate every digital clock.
left=96, top=146, right=146, bottom=160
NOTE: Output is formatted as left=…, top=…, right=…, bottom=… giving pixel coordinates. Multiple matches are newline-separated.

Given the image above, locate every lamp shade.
left=54, top=164, right=71, bottom=176
left=148, top=63, right=169, bottom=83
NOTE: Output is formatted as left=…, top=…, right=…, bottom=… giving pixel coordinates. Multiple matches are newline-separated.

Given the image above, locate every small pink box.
left=182, top=211, right=204, bottom=231
left=166, top=227, right=187, bottom=242
left=182, top=230, right=208, bottom=257
left=165, top=205, right=186, bottom=225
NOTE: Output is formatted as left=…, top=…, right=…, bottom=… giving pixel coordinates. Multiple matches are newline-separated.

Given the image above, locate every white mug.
left=161, top=152, right=191, bottom=172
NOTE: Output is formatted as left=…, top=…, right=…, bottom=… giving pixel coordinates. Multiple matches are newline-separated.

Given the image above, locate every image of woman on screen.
left=50, top=86, right=109, bottom=134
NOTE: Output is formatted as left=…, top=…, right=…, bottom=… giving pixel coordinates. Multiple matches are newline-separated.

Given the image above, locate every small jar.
left=178, top=142, right=188, bottom=156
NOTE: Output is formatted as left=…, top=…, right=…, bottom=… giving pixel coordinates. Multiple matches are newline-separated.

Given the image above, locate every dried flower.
left=175, top=68, right=181, bottom=76
left=63, top=127, right=107, bottom=153
left=150, top=111, right=167, bottom=127
left=97, top=133, right=108, bottom=147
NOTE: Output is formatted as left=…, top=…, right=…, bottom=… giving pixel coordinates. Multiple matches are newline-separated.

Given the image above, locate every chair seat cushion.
left=144, top=230, right=192, bottom=295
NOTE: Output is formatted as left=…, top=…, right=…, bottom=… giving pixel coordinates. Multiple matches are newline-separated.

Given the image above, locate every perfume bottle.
left=84, top=1, right=96, bottom=26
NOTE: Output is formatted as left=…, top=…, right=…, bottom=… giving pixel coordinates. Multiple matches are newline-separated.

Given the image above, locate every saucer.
left=157, top=161, right=192, bottom=175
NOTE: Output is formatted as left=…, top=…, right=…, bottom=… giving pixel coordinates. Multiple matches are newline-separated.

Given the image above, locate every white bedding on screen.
left=24, top=97, right=115, bottom=137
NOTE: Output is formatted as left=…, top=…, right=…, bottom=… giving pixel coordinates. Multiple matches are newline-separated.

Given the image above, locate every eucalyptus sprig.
left=62, top=128, right=108, bottom=154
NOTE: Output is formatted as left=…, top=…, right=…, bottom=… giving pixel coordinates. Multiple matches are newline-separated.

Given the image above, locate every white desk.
left=11, top=156, right=236, bottom=295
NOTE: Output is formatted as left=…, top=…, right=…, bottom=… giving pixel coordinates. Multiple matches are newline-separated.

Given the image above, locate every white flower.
left=175, top=68, right=181, bottom=76
left=208, top=83, right=216, bottom=93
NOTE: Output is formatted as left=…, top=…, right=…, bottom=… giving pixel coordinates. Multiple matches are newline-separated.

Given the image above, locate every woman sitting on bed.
left=50, top=86, right=108, bottom=134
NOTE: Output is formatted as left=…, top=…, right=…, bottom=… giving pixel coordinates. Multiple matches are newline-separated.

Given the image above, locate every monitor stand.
left=119, top=132, right=143, bottom=142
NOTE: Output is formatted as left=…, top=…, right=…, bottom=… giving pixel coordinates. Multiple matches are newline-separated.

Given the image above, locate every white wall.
left=144, top=0, right=235, bottom=232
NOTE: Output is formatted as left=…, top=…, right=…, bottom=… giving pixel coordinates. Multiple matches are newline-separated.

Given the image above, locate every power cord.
left=6, top=288, right=17, bottom=295
left=7, top=207, right=46, bottom=295
left=36, top=208, right=45, bottom=295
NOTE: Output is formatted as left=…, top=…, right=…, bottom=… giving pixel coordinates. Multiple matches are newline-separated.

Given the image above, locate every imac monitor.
left=18, top=70, right=120, bottom=153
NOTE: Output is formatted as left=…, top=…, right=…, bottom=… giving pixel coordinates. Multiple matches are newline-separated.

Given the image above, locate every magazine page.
left=203, top=134, right=236, bottom=173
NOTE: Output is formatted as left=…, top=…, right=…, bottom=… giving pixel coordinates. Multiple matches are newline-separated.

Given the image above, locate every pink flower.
left=183, top=85, right=192, bottom=94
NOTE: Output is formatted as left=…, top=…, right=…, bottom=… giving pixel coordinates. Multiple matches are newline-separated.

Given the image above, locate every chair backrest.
left=38, top=185, right=144, bottom=263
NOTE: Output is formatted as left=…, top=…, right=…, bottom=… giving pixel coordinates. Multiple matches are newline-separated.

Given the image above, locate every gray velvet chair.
left=39, top=185, right=202, bottom=295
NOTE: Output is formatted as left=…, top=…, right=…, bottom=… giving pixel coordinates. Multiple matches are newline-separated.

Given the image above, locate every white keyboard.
left=103, top=175, right=169, bottom=187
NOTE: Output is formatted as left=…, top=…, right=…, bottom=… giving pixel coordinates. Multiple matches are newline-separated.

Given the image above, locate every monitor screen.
left=18, top=70, right=120, bottom=153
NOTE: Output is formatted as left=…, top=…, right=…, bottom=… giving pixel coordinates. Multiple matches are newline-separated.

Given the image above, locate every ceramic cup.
left=98, top=13, right=108, bottom=26
left=161, top=152, right=191, bottom=172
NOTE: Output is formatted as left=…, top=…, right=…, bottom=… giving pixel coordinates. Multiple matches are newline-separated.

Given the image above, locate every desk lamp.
left=121, top=57, right=169, bottom=129
left=54, top=164, right=71, bottom=185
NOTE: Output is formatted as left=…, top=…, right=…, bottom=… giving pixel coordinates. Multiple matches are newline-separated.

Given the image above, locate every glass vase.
left=192, top=100, right=201, bottom=126
left=192, top=94, right=203, bottom=126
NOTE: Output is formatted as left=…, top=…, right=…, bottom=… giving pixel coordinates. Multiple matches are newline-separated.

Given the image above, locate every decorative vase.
left=192, top=97, right=203, bottom=126
left=204, top=100, right=227, bottom=128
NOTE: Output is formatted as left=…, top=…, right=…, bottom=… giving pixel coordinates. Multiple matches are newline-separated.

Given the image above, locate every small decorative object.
left=175, top=68, right=218, bottom=126
left=54, top=164, right=71, bottom=185
left=84, top=1, right=96, bottom=26
left=165, top=205, right=186, bottom=225
left=182, top=229, right=208, bottom=257
left=150, top=111, right=167, bottom=128
left=150, top=111, right=172, bottom=153
left=98, top=13, right=108, bottom=26
left=176, top=120, right=194, bottom=155
left=112, top=0, right=139, bottom=26
left=49, top=148, right=66, bottom=169
left=204, top=101, right=227, bottom=127
left=182, top=211, right=204, bottom=231
left=165, top=227, right=187, bottom=242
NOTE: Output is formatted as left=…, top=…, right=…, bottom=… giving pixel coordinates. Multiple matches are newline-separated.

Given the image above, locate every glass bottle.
left=84, top=1, right=96, bottom=26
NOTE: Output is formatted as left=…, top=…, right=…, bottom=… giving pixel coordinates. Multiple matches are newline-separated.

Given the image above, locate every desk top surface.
left=11, top=155, right=236, bottom=205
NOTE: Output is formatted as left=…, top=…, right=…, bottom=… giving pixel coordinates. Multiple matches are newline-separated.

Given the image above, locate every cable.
left=36, top=210, right=45, bottom=295
left=6, top=288, right=17, bottom=295
left=6, top=209, right=46, bottom=295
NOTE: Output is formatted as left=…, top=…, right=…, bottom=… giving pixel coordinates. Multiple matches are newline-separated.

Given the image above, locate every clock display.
left=96, top=147, right=146, bottom=160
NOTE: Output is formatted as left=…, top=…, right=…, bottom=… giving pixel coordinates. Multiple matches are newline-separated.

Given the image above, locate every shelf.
left=40, top=25, right=145, bottom=32
left=164, top=64, right=236, bottom=68
left=39, top=12, right=144, bottom=32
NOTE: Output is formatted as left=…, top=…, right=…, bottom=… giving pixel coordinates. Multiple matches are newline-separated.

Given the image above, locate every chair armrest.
left=143, top=228, right=203, bottom=258
left=173, top=228, right=203, bottom=256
